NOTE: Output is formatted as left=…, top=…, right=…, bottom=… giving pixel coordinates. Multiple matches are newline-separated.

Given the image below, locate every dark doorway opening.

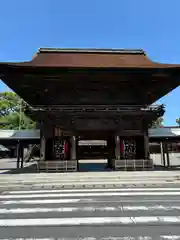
left=77, top=139, right=113, bottom=172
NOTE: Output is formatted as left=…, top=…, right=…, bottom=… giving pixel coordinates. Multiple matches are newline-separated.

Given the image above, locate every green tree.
left=176, top=118, right=180, bottom=127
left=0, top=92, right=36, bottom=129
left=0, top=92, right=20, bottom=117
left=152, top=117, right=164, bottom=128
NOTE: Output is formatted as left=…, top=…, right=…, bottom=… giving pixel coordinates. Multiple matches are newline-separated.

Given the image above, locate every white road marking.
left=3, top=198, right=180, bottom=205
left=0, top=216, right=180, bottom=226
left=1, top=237, right=180, bottom=240
left=0, top=206, right=122, bottom=213
left=5, top=188, right=180, bottom=194
left=2, top=191, right=180, bottom=199
left=122, top=205, right=180, bottom=211
left=0, top=198, right=94, bottom=205
left=1, top=205, right=180, bottom=214
left=161, top=237, right=180, bottom=239
left=159, top=216, right=180, bottom=222
left=132, top=216, right=180, bottom=223
left=0, top=217, right=133, bottom=226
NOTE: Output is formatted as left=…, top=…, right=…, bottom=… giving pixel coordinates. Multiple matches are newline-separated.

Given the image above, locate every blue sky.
left=0, top=0, right=179, bottom=125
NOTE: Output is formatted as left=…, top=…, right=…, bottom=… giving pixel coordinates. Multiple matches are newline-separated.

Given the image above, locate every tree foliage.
left=151, top=117, right=164, bottom=128
left=0, top=92, right=20, bottom=117
left=0, top=92, right=36, bottom=129
left=176, top=118, right=180, bottom=127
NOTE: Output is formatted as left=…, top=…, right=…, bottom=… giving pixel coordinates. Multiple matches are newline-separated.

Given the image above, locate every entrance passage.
left=77, top=140, right=111, bottom=171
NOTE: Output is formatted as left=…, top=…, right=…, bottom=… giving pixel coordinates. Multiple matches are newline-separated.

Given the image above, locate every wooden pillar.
left=76, top=137, right=79, bottom=171
left=107, top=137, right=113, bottom=168
left=115, top=135, right=120, bottom=160
left=144, top=134, right=149, bottom=160
left=16, top=141, right=20, bottom=169
left=71, top=136, right=76, bottom=160
left=40, top=136, right=46, bottom=161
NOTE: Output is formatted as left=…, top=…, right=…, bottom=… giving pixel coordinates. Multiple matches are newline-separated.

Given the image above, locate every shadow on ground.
left=1, top=164, right=38, bottom=174
left=154, top=165, right=180, bottom=171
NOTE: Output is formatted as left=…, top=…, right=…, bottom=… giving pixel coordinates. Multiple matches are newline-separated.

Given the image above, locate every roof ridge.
left=38, top=48, right=146, bottom=55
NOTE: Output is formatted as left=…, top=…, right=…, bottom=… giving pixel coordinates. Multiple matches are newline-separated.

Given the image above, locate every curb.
left=1, top=180, right=180, bottom=190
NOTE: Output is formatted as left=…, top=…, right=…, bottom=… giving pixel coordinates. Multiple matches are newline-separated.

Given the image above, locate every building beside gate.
left=0, top=48, right=180, bottom=171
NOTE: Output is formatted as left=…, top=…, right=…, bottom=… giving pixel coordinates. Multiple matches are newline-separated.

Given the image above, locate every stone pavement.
left=0, top=171, right=180, bottom=191
left=151, top=153, right=180, bottom=167
left=0, top=158, right=36, bottom=174
left=1, top=153, right=180, bottom=174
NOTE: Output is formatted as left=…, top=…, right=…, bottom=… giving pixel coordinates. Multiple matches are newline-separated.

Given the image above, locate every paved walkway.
left=0, top=171, right=180, bottom=191
left=0, top=158, right=36, bottom=174
left=1, top=154, right=180, bottom=175
left=151, top=153, right=180, bottom=166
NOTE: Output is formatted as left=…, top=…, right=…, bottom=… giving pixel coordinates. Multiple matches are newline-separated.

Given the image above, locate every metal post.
left=162, top=142, right=166, bottom=167
left=16, top=141, right=20, bottom=169
left=166, top=142, right=170, bottom=168
left=160, top=142, right=163, bottom=165
left=107, top=137, right=112, bottom=169
left=20, top=144, right=24, bottom=168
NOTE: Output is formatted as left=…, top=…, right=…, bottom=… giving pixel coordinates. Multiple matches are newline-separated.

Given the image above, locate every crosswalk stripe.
left=1, top=204, right=180, bottom=214
left=1, top=237, right=180, bottom=240
left=122, top=205, right=180, bottom=211
left=0, top=198, right=94, bottom=204
left=0, top=206, right=122, bottom=213
left=3, top=198, right=180, bottom=205
left=0, top=216, right=180, bottom=226
left=5, top=188, right=180, bottom=194
left=2, top=191, right=180, bottom=199
left=1, top=187, right=180, bottom=237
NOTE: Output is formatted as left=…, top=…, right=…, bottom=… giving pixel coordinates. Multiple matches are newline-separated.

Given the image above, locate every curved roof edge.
left=1, top=48, right=180, bottom=69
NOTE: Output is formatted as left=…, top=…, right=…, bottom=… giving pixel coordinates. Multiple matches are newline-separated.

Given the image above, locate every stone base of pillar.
left=113, top=159, right=154, bottom=171
left=37, top=160, right=78, bottom=172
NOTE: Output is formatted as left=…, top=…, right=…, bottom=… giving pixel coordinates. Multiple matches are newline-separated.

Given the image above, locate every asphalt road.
left=1, top=185, right=180, bottom=239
